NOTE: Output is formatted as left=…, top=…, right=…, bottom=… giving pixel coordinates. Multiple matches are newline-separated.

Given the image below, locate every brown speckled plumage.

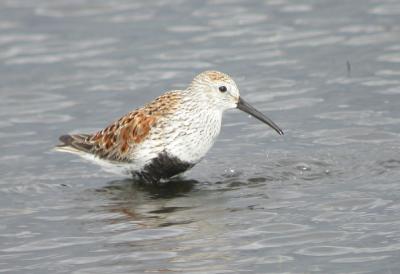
left=204, top=71, right=231, bottom=82
left=59, top=91, right=182, bottom=162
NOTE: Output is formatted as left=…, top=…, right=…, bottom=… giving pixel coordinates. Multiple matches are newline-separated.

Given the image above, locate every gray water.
left=1, top=0, right=400, bottom=273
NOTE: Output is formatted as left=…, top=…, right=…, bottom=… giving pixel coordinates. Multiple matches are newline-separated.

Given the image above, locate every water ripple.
left=316, top=110, right=400, bottom=126
left=2, top=237, right=101, bottom=253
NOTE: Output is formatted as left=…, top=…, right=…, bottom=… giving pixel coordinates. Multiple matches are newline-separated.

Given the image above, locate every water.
left=1, top=0, right=400, bottom=273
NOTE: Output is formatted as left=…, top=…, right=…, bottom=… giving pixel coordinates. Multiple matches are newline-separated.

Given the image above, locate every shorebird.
left=56, top=71, right=283, bottom=182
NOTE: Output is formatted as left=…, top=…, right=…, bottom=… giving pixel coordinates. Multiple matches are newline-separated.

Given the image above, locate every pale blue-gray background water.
left=1, top=0, right=400, bottom=273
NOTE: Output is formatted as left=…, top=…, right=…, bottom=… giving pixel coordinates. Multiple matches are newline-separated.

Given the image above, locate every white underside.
left=55, top=146, right=136, bottom=175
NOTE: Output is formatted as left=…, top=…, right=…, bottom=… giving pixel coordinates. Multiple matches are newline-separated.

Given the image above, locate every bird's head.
left=190, top=70, right=284, bottom=135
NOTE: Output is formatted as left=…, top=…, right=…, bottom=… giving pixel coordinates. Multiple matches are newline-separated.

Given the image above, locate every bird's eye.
left=219, top=86, right=227, bottom=92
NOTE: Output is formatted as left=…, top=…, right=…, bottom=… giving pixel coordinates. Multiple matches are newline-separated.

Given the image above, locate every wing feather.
left=56, top=91, right=182, bottom=162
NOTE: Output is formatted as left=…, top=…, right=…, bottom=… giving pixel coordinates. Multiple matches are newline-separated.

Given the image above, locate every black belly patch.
left=135, top=152, right=194, bottom=183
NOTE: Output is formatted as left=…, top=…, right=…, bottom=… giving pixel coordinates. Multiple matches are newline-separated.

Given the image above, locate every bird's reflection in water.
left=92, top=177, right=198, bottom=228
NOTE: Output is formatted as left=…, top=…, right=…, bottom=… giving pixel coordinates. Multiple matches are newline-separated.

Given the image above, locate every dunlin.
left=57, top=71, right=283, bottom=182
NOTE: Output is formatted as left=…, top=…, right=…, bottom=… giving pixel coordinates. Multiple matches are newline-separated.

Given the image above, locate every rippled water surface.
left=1, top=0, right=400, bottom=273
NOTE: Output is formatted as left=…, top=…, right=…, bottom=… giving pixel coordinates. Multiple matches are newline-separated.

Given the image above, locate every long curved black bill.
left=237, top=97, right=284, bottom=135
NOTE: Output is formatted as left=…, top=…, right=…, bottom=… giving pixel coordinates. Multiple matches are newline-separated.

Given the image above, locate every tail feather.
left=56, top=134, right=94, bottom=154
